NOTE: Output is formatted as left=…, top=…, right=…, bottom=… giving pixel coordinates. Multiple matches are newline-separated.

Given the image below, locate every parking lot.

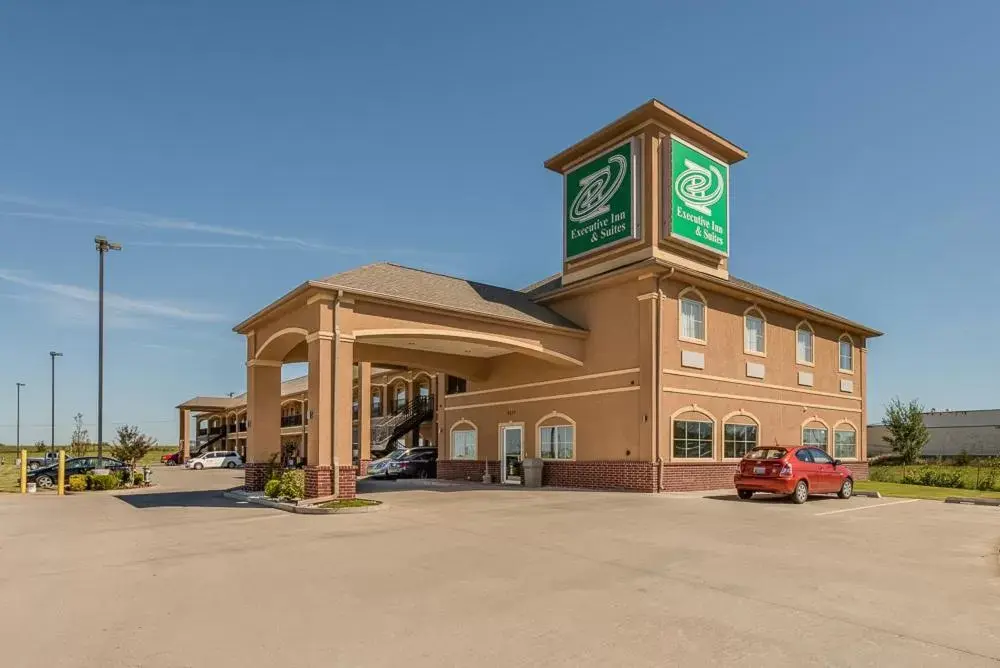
left=0, top=467, right=998, bottom=667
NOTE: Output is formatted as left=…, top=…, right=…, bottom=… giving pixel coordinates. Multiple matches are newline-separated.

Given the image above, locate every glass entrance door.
left=501, top=425, right=523, bottom=484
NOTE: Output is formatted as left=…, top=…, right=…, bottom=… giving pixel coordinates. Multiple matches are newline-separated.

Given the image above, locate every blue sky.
left=1, top=1, right=998, bottom=445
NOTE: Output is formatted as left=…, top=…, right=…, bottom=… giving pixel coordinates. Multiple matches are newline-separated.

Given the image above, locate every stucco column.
left=305, top=335, right=334, bottom=498
left=406, top=377, right=417, bottom=447
left=245, top=361, right=282, bottom=491
left=178, top=408, right=190, bottom=464
left=358, top=361, right=372, bottom=476
left=433, top=373, right=447, bottom=453
left=637, top=291, right=657, bottom=469
left=332, top=337, right=356, bottom=498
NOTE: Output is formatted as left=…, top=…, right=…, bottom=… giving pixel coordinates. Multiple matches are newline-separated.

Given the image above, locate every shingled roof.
left=314, top=262, right=584, bottom=331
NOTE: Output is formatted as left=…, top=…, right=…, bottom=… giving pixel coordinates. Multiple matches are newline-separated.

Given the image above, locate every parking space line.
left=814, top=499, right=920, bottom=516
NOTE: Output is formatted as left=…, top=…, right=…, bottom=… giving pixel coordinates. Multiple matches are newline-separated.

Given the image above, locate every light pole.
left=15, top=382, right=25, bottom=451
left=95, top=236, right=122, bottom=468
left=49, top=352, right=62, bottom=453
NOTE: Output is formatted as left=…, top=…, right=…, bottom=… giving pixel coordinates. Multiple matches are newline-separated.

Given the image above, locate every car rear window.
left=746, top=447, right=786, bottom=460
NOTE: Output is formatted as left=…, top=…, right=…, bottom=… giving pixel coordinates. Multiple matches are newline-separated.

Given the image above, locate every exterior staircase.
left=371, top=395, right=434, bottom=455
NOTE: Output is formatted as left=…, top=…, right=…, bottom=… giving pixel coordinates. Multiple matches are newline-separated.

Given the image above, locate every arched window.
left=796, top=321, right=815, bottom=365
left=839, top=334, right=854, bottom=373
left=678, top=287, right=707, bottom=343
left=723, top=411, right=760, bottom=459
left=536, top=412, right=576, bottom=460
left=450, top=420, right=478, bottom=460
left=801, top=418, right=829, bottom=451
left=834, top=422, right=858, bottom=459
left=371, top=389, right=382, bottom=417
left=394, top=383, right=407, bottom=411
left=744, top=306, right=766, bottom=356
left=672, top=408, right=715, bottom=459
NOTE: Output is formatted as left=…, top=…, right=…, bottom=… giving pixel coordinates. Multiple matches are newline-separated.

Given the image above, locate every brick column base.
left=244, top=462, right=270, bottom=492
left=337, top=466, right=356, bottom=499
left=356, top=459, right=371, bottom=477
left=304, top=465, right=333, bottom=499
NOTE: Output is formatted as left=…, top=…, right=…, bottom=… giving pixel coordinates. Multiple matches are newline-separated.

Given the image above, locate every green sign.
left=669, top=137, right=729, bottom=255
left=565, top=140, right=636, bottom=259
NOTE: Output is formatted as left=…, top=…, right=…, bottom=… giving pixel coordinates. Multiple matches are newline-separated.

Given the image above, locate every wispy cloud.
left=0, top=269, right=225, bottom=323
left=127, top=241, right=272, bottom=250
left=0, top=193, right=373, bottom=253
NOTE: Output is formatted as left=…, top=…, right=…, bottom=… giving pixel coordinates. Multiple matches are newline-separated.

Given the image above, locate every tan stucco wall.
left=660, top=279, right=865, bottom=460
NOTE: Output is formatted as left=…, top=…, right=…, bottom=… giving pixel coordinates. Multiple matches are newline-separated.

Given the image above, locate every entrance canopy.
left=236, top=262, right=588, bottom=376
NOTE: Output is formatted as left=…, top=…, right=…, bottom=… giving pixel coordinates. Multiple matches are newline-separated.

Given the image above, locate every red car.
left=161, top=452, right=180, bottom=466
left=733, top=445, right=853, bottom=504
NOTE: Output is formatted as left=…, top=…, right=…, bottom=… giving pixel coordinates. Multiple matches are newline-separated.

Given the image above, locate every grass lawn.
left=868, top=464, right=1000, bottom=489
left=856, top=481, right=1000, bottom=501
left=316, top=498, right=381, bottom=509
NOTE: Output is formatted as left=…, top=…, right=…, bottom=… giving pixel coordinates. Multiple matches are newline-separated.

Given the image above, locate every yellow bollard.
left=57, top=450, right=65, bottom=496
left=19, top=448, right=27, bottom=494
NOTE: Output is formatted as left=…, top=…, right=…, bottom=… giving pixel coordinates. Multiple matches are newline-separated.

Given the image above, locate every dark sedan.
left=28, top=456, right=127, bottom=489
left=385, top=449, right=437, bottom=479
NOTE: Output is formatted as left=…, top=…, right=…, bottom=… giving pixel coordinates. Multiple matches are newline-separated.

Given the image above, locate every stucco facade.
left=178, top=99, right=880, bottom=499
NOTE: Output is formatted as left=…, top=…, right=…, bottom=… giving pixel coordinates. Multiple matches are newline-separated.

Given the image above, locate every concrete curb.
left=853, top=490, right=882, bottom=499
left=222, top=490, right=385, bottom=514
left=944, top=496, right=1000, bottom=507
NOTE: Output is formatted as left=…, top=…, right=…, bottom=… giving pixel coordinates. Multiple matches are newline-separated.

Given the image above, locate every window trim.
left=743, top=305, right=767, bottom=357
left=795, top=320, right=816, bottom=367
left=721, top=410, right=761, bottom=461
left=670, top=405, right=717, bottom=461
left=832, top=419, right=859, bottom=461
left=449, top=420, right=478, bottom=460
left=800, top=416, right=830, bottom=452
left=838, top=334, right=855, bottom=375
left=677, top=286, right=708, bottom=346
left=535, top=412, right=576, bottom=461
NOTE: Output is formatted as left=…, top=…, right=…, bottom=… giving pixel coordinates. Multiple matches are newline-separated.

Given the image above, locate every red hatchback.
left=733, top=445, right=853, bottom=504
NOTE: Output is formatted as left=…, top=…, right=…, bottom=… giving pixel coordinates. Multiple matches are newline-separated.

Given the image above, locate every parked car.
left=27, top=452, right=60, bottom=471
left=385, top=448, right=438, bottom=480
left=733, top=445, right=854, bottom=504
left=161, top=451, right=181, bottom=466
left=28, top=456, right=127, bottom=489
left=184, top=451, right=243, bottom=470
left=367, top=447, right=433, bottom=478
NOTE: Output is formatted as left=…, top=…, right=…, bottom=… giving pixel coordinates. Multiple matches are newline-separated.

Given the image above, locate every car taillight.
left=779, top=462, right=793, bottom=478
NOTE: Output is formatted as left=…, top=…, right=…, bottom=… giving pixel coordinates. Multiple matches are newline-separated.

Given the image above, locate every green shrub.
left=868, top=466, right=896, bottom=483
left=953, top=450, right=971, bottom=467
left=89, top=473, right=119, bottom=491
left=264, top=479, right=281, bottom=498
left=67, top=474, right=87, bottom=492
left=133, top=472, right=145, bottom=486
left=974, top=468, right=997, bottom=491
left=900, top=468, right=964, bottom=488
left=277, top=469, right=305, bottom=500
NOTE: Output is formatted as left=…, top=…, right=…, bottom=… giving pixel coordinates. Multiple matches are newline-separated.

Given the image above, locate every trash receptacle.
left=522, top=458, right=543, bottom=488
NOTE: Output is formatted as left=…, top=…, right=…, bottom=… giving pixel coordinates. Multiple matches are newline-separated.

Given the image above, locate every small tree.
left=70, top=413, right=91, bottom=457
left=882, top=398, right=930, bottom=465
left=108, top=424, right=156, bottom=482
left=33, top=440, right=47, bottom=454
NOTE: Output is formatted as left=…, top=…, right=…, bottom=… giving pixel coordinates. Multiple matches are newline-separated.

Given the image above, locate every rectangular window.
left=673, top=420, right=713, bottom=459
left=839, top=339, right=853, bottom=372
left=724, top=423, right=759, bottom=459
left=744, top=315, right=765, bottom=354
left=680, top=298, right=706, bottom=342
left=834, top=429, right=857, bottom=458
left=796, top=328, right=814, bottom=365
left=539, top=425, right=574, bottom=460
left=451, top=429, right=477, bottom=460
left=802, top=427, right=828, bottom=450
